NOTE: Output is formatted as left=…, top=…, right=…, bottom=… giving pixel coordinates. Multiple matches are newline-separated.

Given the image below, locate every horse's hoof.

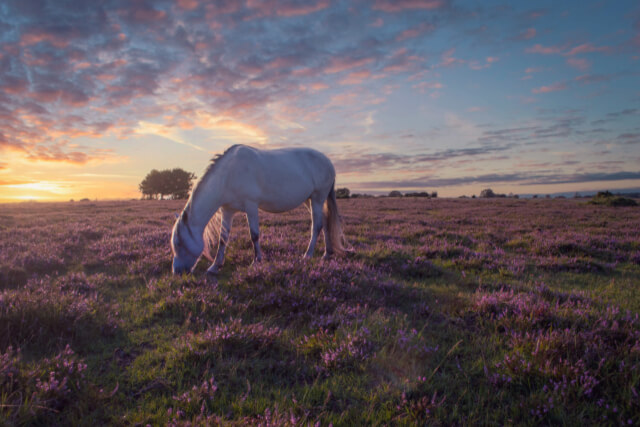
left=206, top=265, right=220, bottom=275
left=322, top=253, right=333, bottom=260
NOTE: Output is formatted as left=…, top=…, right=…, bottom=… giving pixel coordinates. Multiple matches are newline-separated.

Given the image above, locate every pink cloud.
left=382, top=48, right=422, bottom=73
left=526, top=44, right=564, bottom=54
left=176, top=0, right=199, bottom=10
left=532, top=82, right=567, bottom=94
left=412, top=81, right=443, bottom=93
left=372, top=0, right=445, bottom=12
left=527, top=42, right=611, bottom=57
left=307, top=82, right=329, bottom=92
left=438, top=48, right=464, bottom=67
left=566, top=57, right=591, bottom=71
left=370, top=18, right=384, bottom=27
left=277, top=0, right=329, bottom=17
left=564, top=43, right=611, bottom=56
left=245, top=0, right=329, bottom=18
left=131, top=6, right=167, bottom=22
left=325, top=56, right=374, bottom=74
left=395, top=22, right=434, bottom=42
left=519, top=28, right=536, bottom=40
left=340, top=70, right=372, bottom=85
left=20, top=29, right=71, bottom=48
left=469, top=56, right=499, bottom=70
left=265, top=56, right=298, bottom=70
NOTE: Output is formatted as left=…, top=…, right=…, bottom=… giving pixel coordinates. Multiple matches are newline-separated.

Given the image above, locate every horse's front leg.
left=304, top=198, right=324, bottom=259
left=207, top=209, right=234, bottom=275
left=246, top=204, right=263, bottom=264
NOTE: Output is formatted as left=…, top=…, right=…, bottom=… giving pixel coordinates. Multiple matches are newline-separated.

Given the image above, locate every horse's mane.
left=199, top=144, right=242, bottom=261
left=202, top=144, right=242, bottom=180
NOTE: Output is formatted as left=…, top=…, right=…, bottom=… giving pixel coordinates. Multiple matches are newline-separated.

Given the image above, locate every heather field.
left=1, top=197, right=640, bottom=426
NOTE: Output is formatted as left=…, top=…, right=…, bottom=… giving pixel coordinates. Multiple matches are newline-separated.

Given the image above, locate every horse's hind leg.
left=304, top=198, right=324, bottom=258
left=207, top=208, right=234, bottom=275
left=245, top=204, right=263, bottom=264
left=322, top=206, right=333, bottom=259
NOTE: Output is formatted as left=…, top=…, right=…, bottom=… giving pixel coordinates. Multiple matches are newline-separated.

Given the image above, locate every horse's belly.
left=258, top=194, right=309, bottom=213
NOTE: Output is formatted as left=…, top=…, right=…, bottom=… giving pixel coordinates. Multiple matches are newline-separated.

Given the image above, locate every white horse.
left=171, top=144, right=348, bottom=275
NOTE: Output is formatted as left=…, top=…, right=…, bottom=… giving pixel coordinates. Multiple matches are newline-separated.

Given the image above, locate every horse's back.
left=223, top=145, right=335, bottom=212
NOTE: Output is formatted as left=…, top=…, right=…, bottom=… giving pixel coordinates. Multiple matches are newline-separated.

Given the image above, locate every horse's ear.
left=174, top=212, right=180, bottom=219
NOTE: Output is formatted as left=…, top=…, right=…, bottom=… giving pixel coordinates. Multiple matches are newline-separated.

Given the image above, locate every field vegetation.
left=1, top=197, right=639, bottom=425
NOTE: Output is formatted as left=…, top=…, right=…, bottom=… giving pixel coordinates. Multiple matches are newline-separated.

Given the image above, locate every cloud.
left=566, top=57, right=591, bottom=71
left=332, top=144, right=513, bottom=174
left=324, top=56, right=375, bottom=74
left=469, top=56, right=499, bottom=70
left=245, top=0, right=330, bottom=18
left=616, top=133, right=640, bottom=144
left=176, top=0, right=199, bottom=11
left=517, top=28, right=536, bottom=40
left=412, top=81, right=443, bottom=93
left=532, top=82, right=567, bottom=94
left=372, top=0, right=446, bottom=12
left=477, top=114, right=585, bottom=144
left=565, top=43, right=611, bottom=56
left=382, top=48, right=423, bottom=73
left=339, top=70, right=373, bottom=85
left=395, top=22, right=435, bottom=42
left=526, top=44, right=565, bottom=54
left=574, top=74, right=612, bottom=84
left=438, top=48, right=464, bottom=67
left=607, top=109, right=638, bottom=118
left=526, top=42, right=611, bottom=57
left=355, top=171, right=640, bottom=189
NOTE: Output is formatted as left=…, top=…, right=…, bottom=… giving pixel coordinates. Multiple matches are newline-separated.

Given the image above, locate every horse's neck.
left=188, top=171, right=223, bottom=229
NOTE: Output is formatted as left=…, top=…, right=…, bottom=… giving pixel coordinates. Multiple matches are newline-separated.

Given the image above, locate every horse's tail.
left=324, top=182, right=351, bottom=255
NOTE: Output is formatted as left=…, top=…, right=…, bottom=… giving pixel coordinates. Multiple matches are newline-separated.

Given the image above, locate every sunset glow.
left=1, top=0, right=639, bottom=202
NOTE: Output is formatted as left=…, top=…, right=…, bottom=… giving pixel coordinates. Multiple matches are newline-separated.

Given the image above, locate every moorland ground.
left=1, top=197, right=639, bottom=425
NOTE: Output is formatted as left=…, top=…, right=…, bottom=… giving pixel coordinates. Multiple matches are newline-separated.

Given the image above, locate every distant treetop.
left=139, top=168, right=196, bottom=200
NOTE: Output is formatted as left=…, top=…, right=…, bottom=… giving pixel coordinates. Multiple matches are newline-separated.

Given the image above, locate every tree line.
left=335, top=188, right=438, bottom=198
left=139, top=168, right=196, bottom=200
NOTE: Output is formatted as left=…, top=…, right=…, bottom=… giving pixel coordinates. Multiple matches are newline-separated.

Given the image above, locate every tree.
left=479, top=188, right=495, bottom=198
left=168, top=168, right=197, bottom=199
left=388, top=190, right=403, bottom=197
left=139, top=169, right=162, bottom=199
left=139, top=168, right=196, bottom=200
left=336, top=188, right=350, bottom=199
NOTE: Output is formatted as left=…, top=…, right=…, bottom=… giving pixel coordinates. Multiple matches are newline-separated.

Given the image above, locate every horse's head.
left=171, top=209, right=204, bottom=274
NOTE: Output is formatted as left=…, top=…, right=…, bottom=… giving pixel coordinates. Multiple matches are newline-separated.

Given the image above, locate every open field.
left=1, top=197, right=639, bottom=425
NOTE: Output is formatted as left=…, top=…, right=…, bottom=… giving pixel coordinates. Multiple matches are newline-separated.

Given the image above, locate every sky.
left=1, top=0, right=639, bottom=202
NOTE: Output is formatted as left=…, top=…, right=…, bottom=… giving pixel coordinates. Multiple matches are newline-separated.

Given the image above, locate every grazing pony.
left=171, top=144, right=348, bottom=275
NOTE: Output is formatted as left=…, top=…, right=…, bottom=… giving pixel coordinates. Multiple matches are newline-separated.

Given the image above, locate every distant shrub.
left=336, top=188, right=350, bottom=198
left=480, top=188, right=495, bottom=198
left=388, top=190, right=403, bottom=197
left=404, top=191, right=430, bottom=198
left=589, top=191, right=637, bottom=207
